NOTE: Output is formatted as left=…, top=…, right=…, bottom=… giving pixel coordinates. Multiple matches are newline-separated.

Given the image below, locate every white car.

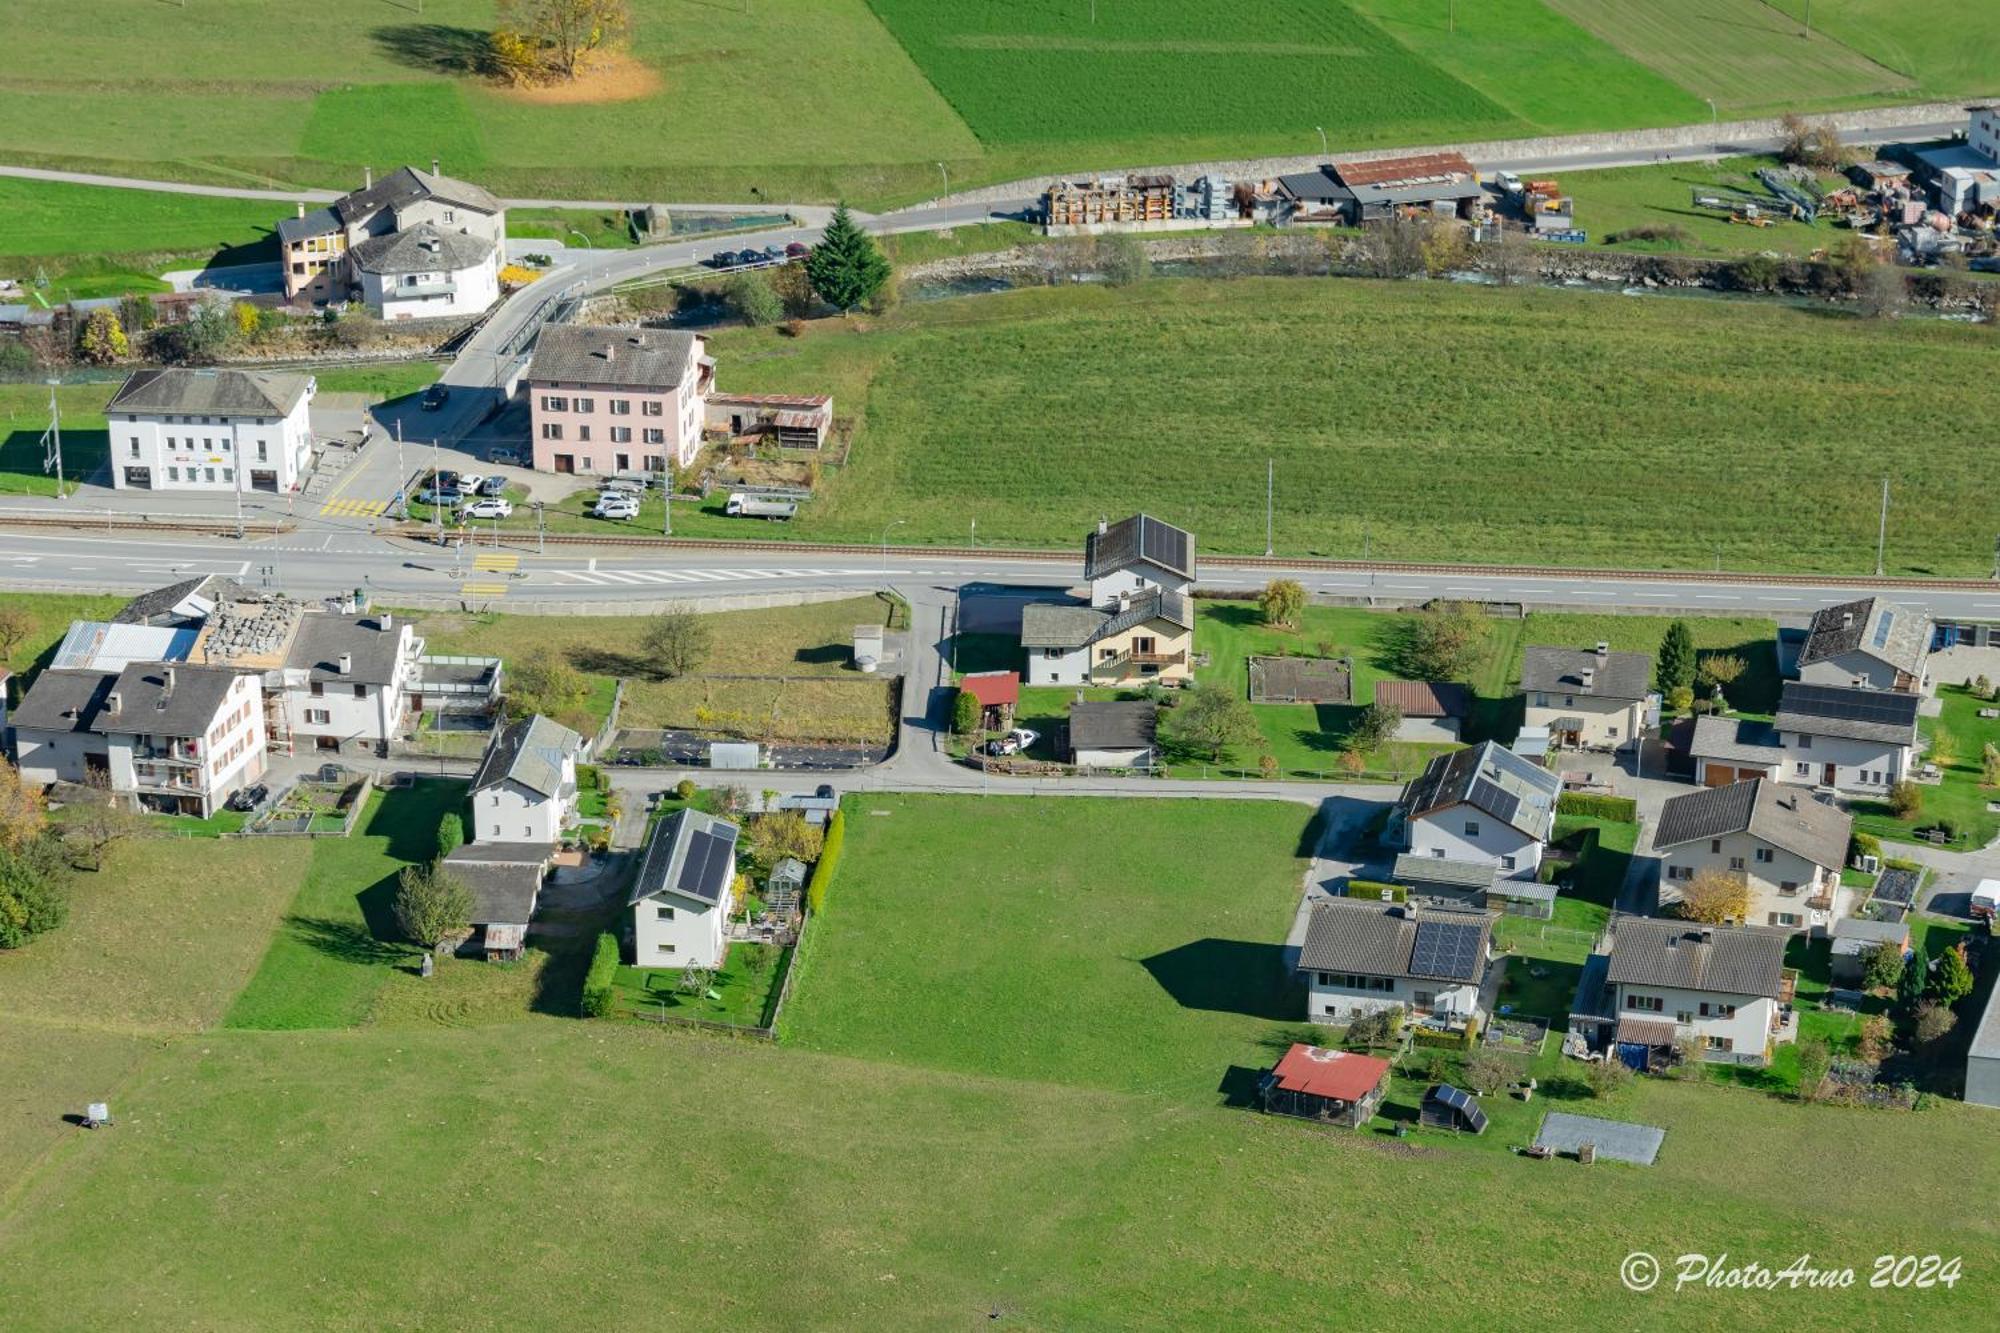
left=1493, top=170, right=1524, bottom=196
left=985, top=727, right=1040, bottom=756
left=592, top=498, right=640, bottom=520
left=456, top=473, right=489, bottom=494
left=460, top=497, right=513, bottom=520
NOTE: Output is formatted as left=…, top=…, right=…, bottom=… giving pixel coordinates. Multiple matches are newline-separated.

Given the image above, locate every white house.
left=279, top=162, right=506, bottom=305
left=1395, top=740, right=1562, bottom=883
left=349, top=223, right=500, bottom=321
left=105, top=367, right=315, bottom=494
left=467, top=714, right=581, bottom=845
left=1083, top=512, right=1196, bottom=604
left=1796, top=597, right=1931, bottom=694
left=629, top=808, right=739, bottom=970
left=1519, top=642, right=1652, bottom=751
left=1298, top=900, right=1494, bottom=1026
left=1653, top=778, right=1853, bottom=932
left=1020, top=588, right=1194, bottom=687
left=1601, top=917, right=1794, bottom=1067
left=9, top=662, right=264, bottom=817
left=1773, top=681, right=1919, bottom=795
left=269, top=612, right=424, bottom=755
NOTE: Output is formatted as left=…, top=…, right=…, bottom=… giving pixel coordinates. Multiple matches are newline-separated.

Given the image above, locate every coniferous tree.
left=804, top=205, right=891, bottom=312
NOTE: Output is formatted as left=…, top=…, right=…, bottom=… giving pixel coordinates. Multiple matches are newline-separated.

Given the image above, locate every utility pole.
left=661, top=457, right=673, bottom=536
left=394, top=418, right=407, bottom=519
left=535, top=501, right=546, bottom=556
left=1265, top=458, right=1274, bottom=557
left=42, top=378, right=64, bottom=497
left=431, top=437, right=443, bottom=545
left=1875, top=476, right=1889, bottom=577
left=234, top=471, right=244, bottom=541
left=937, top=162, right=949, bottom=197
left=1449, top=0, right=1456, bottom=35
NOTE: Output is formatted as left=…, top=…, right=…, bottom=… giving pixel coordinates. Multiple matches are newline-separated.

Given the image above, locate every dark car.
left=785, top=242, right=810, bottom=258
left=815, top=784, right=836, bottom=800
left=226, top=783, right=269, bottom=813
left=421, top=383, right=451, bottom=411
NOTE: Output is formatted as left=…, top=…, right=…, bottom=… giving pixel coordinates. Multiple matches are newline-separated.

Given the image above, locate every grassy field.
left=1546, top=0, right=1913, bottom=112
left=223, top=780, right=467, bottom=1031
left=1569, top=154, right=1848, bottom=256
left=407, top=596, right=901, bottom=745
left=0, top=1, right=1990, bottom=207
left=3, top=793, right=1999, bottom=1322
left=0, top=590, right=126, bottom=680
left=697, top=278, right=2000, bottom=575
left=0, top=836, right=310, bottom=1034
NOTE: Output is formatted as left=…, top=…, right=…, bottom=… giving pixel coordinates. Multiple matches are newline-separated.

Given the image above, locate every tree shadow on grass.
left=286, top=914, right=409, bottom=967
left=793, top=643, right=849, bottom=667
left=1217, top=1064, right=1265, bottom=1109
left=369, top=24, right=495, bottom=77
left=530, top=931, right=596, bottom=1018
left=1140, top=939, right=1303, bottom=1021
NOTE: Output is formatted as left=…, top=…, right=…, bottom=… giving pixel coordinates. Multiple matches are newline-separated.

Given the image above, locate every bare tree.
left=60, top=774, right=144, bottom=871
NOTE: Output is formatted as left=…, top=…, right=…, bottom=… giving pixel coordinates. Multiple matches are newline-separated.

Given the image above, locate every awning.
left=1615, top=1016, right=1677, bottom=1047
left=1551, top=716, right=1587, bottom=732
left=484, top=923, right=526, bottom=952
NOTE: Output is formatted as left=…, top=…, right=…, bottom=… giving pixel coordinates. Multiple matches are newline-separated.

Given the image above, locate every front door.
left=1823, top=763, right=1837, bottom=786
left=553, top=454, right=575, bottom=474
left=615, top=453, right=630, bottom=472
left=122, top=466, right=152, bottom=488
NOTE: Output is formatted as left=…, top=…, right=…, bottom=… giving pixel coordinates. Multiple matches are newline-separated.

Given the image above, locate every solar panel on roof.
left=678, top=828, right=734, bottom=899
left=1411, top=919, right=1484, bottom=980
left=1470, top=778, right=1520, bottom=829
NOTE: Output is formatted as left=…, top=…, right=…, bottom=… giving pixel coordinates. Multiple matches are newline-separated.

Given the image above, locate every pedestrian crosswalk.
left=459, top=581, right=512, bottom=598
left=546, top=566, right=872, bottom=586
left=319, top=496, right=391, bottom=519
left=473, top=552, right=520, bottom=572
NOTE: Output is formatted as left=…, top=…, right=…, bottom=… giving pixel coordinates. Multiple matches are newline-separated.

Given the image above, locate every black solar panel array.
left=1782, top=683, right=1919, bottom=726
left=1409, top=919, right=1484, bottom=980
left=678, top=827, right=735, bottom=901
left=1139, top=517, right=1192, bottom=577
left=1468, top=778, right=1520, bottom=830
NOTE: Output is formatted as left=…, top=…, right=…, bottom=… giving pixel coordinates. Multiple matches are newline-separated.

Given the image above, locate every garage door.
left=1704, top=764, right=1741, bottom=787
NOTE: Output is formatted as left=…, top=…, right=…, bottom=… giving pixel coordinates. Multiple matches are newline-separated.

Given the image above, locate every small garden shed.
left=1258, top=1044, right=1390, bottom=1128
left=1420, top=1083, right=1488, bottom=1134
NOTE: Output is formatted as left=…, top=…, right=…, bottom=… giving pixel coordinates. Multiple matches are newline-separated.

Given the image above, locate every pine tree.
left=1657, top=620, right=1695, bottom=694
left=804, top=204, right=891, bottom=312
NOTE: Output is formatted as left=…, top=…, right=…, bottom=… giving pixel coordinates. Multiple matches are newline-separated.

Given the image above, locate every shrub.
left=1861, top=941, right=1905, bottom=992
left=805, top=809, right=844, bottom=915
left=1344, top=879, right=1406, bottom=902
left=1887, top=780, right=1922, bottom=820
left=952, top=688, right=981, bottom=737
left=674, top=778, right=697, bottom=802
left=726, top=270, right=784, bottom=327
left=435, top=812, right=465, bottom=860
left=1348, top=701, right=1401, bottom=753
left=1657, top=621, right=1695, bottom=693
left=1914, top=999, right=1957, bottom=1046
left=1929, top=947, right=1974, bottom=1005
left=1587, top=1058, right=1630, bottom=1098
left=1794, top=1037, right=1832, bottom=1102
left=1460, top=1015, right=1482, bottom=1051
left=1258, top=578, right=1306, bottom=629
left=1557, top=792, right=1637, bottom=822
left=1665, top=684, right=1694, bottom=714
left=581, top=932, right=620, bottom=1017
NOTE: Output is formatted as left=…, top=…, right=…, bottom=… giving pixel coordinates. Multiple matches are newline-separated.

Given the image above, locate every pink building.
left=523, top=326, right=713, bottom=475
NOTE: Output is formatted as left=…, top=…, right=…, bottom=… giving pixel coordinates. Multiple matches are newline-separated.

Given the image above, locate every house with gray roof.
left=1686, top=713, right=1783, bottom=787
left=630, top=809, right=741, bottom=969
left=439, top=841, right=549, bottom=961
left=524, top=325, right=714, bottom=474
left=1596, top=916, right=1795, bottom=1067
left=1395, top=740, right=1562, bottom=883
left=1298, top=900, right=1495, bottom=1027
left=1084, top=513, right=1195, bottom=602
left=469, top=714, right=582, bottom=846
left=1772, top=680, right=1920, bottom=797
left=270, top=611, right=425, bottom=756
left=1654, top=778, right=1853, bottom=932
left=1067, top=699, right=1158, bottom=769
left=1798, top=597, right=1932, bottom=695
left=1520, top=641, right=1654, bottom=752
left=350, top=222, right=500, bottom=321
left=8, top=661, right=267, bottom=817
left=279, top=161, right=505, bottom=305
left=1021, top=587, right=1193, bottom=687
left=105, top=367, right=316, bottom=495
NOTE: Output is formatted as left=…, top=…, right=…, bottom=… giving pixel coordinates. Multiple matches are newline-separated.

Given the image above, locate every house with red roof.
left=958, top=670, right=1020, bottom=730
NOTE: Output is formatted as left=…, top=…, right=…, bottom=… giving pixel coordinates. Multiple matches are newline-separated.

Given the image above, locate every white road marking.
left=588, top=570, right=649, bottom=584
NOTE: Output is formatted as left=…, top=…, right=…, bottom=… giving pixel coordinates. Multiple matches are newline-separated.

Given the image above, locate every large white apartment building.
left=106, top=368, right=315, bottom=494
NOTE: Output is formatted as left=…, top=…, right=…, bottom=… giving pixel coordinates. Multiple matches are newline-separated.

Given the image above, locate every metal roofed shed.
left=50, top=621, right=197, bottom=673
left=1533, top=1111, right=1665, bottom=1166
left=1259, top=1044, right=1391, bottom=1128
left=1068, top=699, right=1159, bottom=769
left=1968, top=959, right=2000, bottom=1108
left=1420, top=1084, right=1487, bottom=1134
left=708, top=741, right=762, bottom=770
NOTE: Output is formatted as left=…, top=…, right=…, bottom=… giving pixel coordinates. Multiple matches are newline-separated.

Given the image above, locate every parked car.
left=602, top=476, right=648, bottom=493
left=226, top=782, right=270, bottom=813
left=725, top=492, right=797, bottom=520
left=415, top=486, right=462, bottom=506
left=460, top=497, right=513, bottom=520
left=477, top=475, right=508, bottom=497
left=1493, top=170, right=1525, bottom=197
left=487, top=448, right=522, bottom=466
left=421, top=383, right=451, bottom=411
left=785, top=241, right=811, bottom=258
left=592, top=496, right=640, bottom=520
left=984, top=728, right=1040, bottom=757
left=762, top=245, right=784, bottom=261
left=455, top=473, right=488, bottom=494
left=815, top=783, right=835, bottom=800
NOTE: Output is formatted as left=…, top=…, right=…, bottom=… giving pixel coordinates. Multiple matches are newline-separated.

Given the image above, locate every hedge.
left=1410, top=1027, right=1465, bottom=1050
left=1344, top=879, right=1407, bottom=902
left=1557, top=792, right=1637, bottom=823
left=805, top=809, right=845, bottom=915
left=581, top=931, right=619, bottom=1018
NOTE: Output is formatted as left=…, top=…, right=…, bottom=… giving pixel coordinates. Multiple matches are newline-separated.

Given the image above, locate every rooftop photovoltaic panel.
left=1783, top=684, right=1919, bottom=725
left=679, top=829, right=734, bottom=900
left=1139, top=517, right=1191, bottom=577
left=1409, top=919, right=1484, bottom=981
left=1468, top=778, right=1520, bottom=830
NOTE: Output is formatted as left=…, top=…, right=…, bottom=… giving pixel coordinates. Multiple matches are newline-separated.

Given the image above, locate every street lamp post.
left=1316, top=125, right=1327, bottom=157
left=880, top=518, right=906, bottom=580
left=568, top=228, right=592, bottom=249
left=43, top=377, right=64, bottom=497
left=937, top=162, right=949, bottom=196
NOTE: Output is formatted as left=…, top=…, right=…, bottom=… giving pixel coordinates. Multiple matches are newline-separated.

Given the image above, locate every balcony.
left=132, top=742, right=201, bottom=765
left=131, top=765, right=204, bottom=792
left=391, top=278, right=456, bottom=300
left=1091, top=648, right=1188, bottom=677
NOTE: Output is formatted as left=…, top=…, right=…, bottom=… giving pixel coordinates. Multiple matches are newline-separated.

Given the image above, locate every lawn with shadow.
left=226, top=779, right=469, bottom=1030
left=782, top=793, right=1315, bottom=1100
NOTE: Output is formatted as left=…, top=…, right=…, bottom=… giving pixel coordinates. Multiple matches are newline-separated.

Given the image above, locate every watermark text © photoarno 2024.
left=1620, top=1251, right=1964, bottom=1294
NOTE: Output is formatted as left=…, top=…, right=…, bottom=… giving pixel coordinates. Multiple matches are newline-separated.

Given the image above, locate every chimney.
left=1698, top=928, right=1715, bottom=944
left=338, top=652, right=353, bottom=676
left=106, top=691, right=122, bottom=715
left=296, top=202, right=305, bottom=220
left=364, top=165, right=373, bottom=189
left=432, top=157, right=441, bottom=177
left=380, top=613, right=393, bottom=632
left=1097, top=516, right=1109, bottom=535
left=1594, top=641, right=1609, bottom=659
left=163, top=667, right=175, bottom=693
left=1841, top=611, right=1854, bottom=628
left=1581, top=666, right=1596, bottom=688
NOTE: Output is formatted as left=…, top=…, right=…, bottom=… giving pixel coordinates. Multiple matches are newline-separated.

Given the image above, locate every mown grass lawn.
left=702, top=278, right=2000, bottom=574
left=612, top=942, right=788, bottom=1028
left=1853, top=685, right=2000, bottom=848
left=224, top=780, right=467, bottom=1031
left=0, top=590, right=127, bottom=679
